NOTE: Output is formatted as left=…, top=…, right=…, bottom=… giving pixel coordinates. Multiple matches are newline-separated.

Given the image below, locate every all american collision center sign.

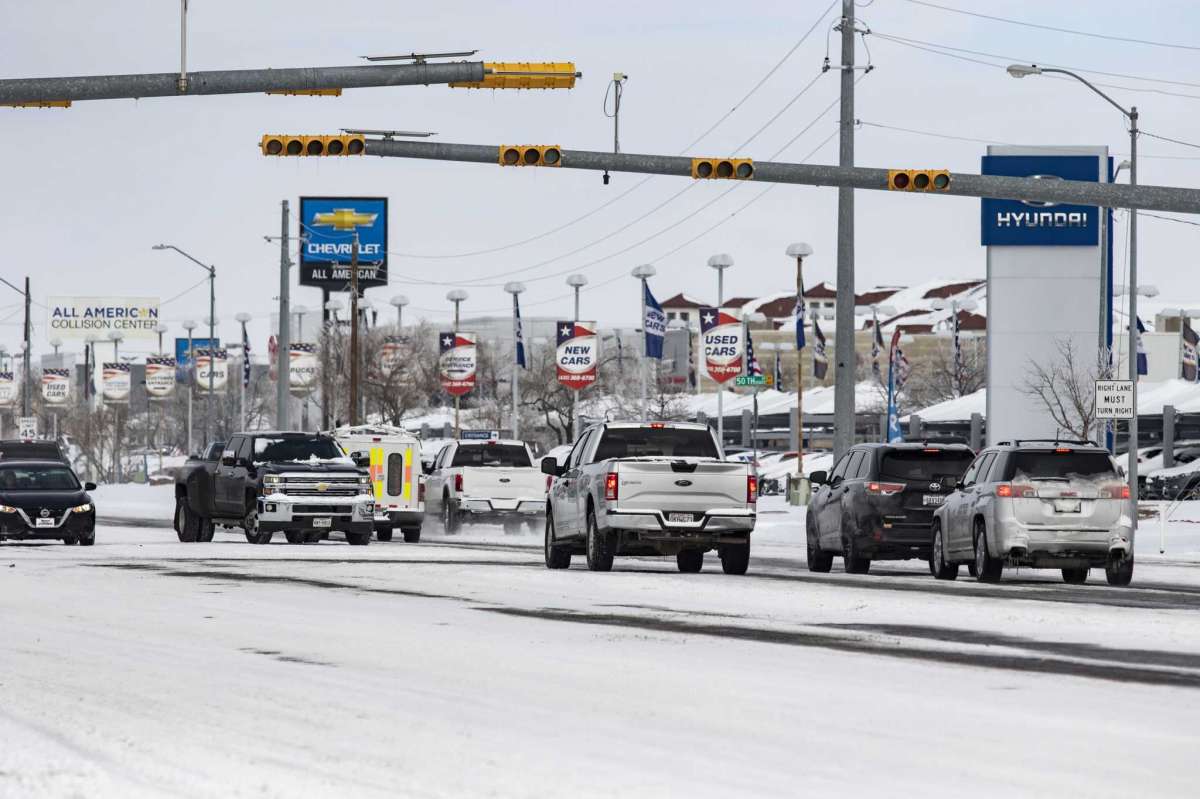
left=46, top=297, right=160, bottom=340
left=299, top=197, right=388, bottom=290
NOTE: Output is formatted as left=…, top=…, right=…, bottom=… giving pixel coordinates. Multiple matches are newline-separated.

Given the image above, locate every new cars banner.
left=299, top=197, right=388, bottom=290
left=556, top=321, right=599, bottom=391
left=381, top=335, right=405, bottom=372
left=47, top=296, right=160, bottom=341
left=145, top=356, right=177, bottom=399
left=439, top=332, right=476, bottom=397
left=102, top=363, right=131, bottom=402
left=0, top=372, right=15, bottom=407
left=289, top=343, right=319, bottom=393
left=194, top=348, right=228, bottom=394
left=700, top=307, right=744, bottom=384
left=41, top=368, right=70, bottom=405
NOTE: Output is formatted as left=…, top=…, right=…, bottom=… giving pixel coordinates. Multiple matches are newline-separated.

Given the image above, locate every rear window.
left=880, top=450, right=974, bottom=481
left=451, top=444, right=531, bottom=468
left=0, top=443, right=61, bottom=461
left=593, top=428, right=719, bottom=460
left=1007, top=450, right=1116, bottom=481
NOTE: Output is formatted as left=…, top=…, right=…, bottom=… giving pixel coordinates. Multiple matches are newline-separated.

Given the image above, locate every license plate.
left=35, top=518, right=55, bottom=528
left=667, top=512, right=694, bottom=524
left=1053, top=499, right=1082, bottom=514
left=922, top=495, right=944, bottom=507
left=312, top=517, right=333, bottom=528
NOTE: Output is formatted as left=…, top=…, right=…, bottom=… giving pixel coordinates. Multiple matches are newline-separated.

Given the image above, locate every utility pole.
left=832, top=0, right=856, bottom=460
left=349, top=233, right=361, bottom=426
left=22, top=276, right=31, bottom=417
left=276, top=200, right=291, bottom=430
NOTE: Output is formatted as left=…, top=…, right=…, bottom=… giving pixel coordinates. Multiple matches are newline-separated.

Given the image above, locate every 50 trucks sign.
left=299, top=197, right=388, bottom=290
left=47, top=297, right=160, bottom=340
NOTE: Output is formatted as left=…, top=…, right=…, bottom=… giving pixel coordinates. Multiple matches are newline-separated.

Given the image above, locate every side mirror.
left=1117, top=465, right=1127, bottom=478
left=350, top=451, right=370, bottom=468
left=221, top=455, right=236, bottom=467
left=809, top=470, right=827, bottom=485
left=84, top=481, right=97, bottom=491
left=541, top=457, right=562, bottom=477
left=422, top=463, right=434, bottom=476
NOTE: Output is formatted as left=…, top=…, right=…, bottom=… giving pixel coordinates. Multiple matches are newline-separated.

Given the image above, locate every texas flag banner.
left=145, top=357, right=176, bottom=399
left=41, top=368, right=70, bottom=405
left=439, top=331, right=477, bottom=397
left=700, top=307, right=745, bottom=385
left=556, top=321, right=599, bottom=391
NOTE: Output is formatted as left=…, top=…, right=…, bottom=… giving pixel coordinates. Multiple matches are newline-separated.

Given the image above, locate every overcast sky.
left=2, top=0, right=1198, bottom=359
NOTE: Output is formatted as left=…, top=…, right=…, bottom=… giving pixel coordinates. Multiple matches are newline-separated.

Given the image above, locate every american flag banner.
left=813, top=317, right=829, bottom=381
left=1136, top=316, right=1148, bottom=378
left=242, top=324, right=252, bottom=388
left=745, top=325, right=762, bottom=377
left=952, top=309, right=962, bottom=390
left=773, top=350, right=783, bottom=391
left=871, top=310, right=885, bottom=384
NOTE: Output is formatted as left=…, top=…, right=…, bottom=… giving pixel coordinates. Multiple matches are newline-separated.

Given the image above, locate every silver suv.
left=930, top=441, right=1134, bottom=586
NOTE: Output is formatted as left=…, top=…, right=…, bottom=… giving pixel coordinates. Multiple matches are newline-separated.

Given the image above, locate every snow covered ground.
left=2, top=486, right=1200, bottom=797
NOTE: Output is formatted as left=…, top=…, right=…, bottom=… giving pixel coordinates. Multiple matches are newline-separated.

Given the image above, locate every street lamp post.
left=181, top=319, right=196, bottom=454
left=631, top=263, right=657, bottom=420
left=107, top=330, right=124, bottom=483
left=390, top=294, right=409, bottom=330
left=446, top=289, right=469, bottom=436
left=706, top=254, right=734, bottom=447
left=323, top=299, right=341, bottom=428
left=566, top=274, right=588, bottom=439
left=785, top=244, right=812, bottom=480
left=153, top=323, right=169, bottom=356
left=503, top=282, right=526, bottom=439
left=153, top=244, right=216, bottom=444
left=1008, top=63, right=1140, bottom=541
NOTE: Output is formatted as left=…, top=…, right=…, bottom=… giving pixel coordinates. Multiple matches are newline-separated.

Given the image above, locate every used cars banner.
left=700, top=307, right=744, bottom=384
left=41, top=368, right=70, bottom=405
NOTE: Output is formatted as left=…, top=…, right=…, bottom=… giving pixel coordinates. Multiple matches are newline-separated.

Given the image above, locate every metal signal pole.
left=276, top=200, right=291, bottom=430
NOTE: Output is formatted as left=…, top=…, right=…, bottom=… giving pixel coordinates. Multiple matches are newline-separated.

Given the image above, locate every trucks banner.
left=0, top=372, right=15, bottom=407
left=145, top=356, right=177, bottom=399
left=700, top=308, right=745, bottom=384
left=289, top=343, right=319, bottom=393
left=101, top=363, right=131, bottom=402
left=40, top=368, right=70, bottom=405
left=47, top=297, right=160, bottom=341
left=439, top=332, right=477, bottom=397
left=299, top=197, right=389, bottom=290
left=194, top=349, right=229, bottom=394
left=556, top=321, right=599, bottom=390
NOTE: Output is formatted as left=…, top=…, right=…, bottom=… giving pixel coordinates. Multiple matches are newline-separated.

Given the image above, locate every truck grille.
left=277, top=475, right=362, bottom=498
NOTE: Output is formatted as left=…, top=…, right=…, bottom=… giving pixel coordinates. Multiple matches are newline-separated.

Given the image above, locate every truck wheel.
left=973, top=521, right=1003, bottom=583
left=284, top=530, right=306, bottom=545
left=197, top=516, right=215, bottom=543
left=544, top=514, right=571, bottom=569
left=1106, top=552, right=1134, bottom=586
left=442, top=494, right=461, bottom=534
left=719, top=541, right=751, bottom=575
left=930, top=522, right=958, bottom=580
left=243, top=509, right=272, bottom=545
left=376, top=527, right=394, bottom=542
left=806, top=514, right=833, bottom=573
left=346, top=530, right=371, bottom=546
left=79, top=534, right=95, bottom=547
left=1061, top=567, right=1089, bottom=584
left=584, top=509, right=614, bottom=572
left=842, top=536, right=871, bottom=575
left=176, top=498, right=199, bottom=543
left=62, top=536, right=78, bottom=546
left=676, top=549, right=704, bottom=573
left=402, top=527, right=421, bottom=543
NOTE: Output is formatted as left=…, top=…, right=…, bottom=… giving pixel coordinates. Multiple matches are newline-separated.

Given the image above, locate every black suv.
left=807, top=442, right=975, bottom=574
left=0, top=439, right=68, bottom=463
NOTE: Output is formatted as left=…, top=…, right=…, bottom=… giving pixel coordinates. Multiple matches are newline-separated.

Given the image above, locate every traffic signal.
left=260, top=134, right=365, bottom=156
left=691, top=158, right=754, bottom=180
left=451, top=62, right=579, bottom=90
left=888, top=169, right=951, bottom=191
left=498, top=145, right=563, bottom=167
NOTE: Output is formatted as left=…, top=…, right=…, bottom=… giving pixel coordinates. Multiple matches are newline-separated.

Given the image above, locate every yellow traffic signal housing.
left=498, top=145, right=563, bottom=167
left=452, top=62, right=579, bottom=90
left=0, top=100, right=71, bottom=108
left=888, top=169, right=951, bottom=191
left=260, top=134, right=365, bottom=156
left=691, top=158, right=754, bottom=180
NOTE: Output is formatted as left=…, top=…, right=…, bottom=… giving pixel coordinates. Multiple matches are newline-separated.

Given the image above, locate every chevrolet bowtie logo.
left=312, top=208, right=377, bottom=231
left=316, top=482, right=328, bottom=492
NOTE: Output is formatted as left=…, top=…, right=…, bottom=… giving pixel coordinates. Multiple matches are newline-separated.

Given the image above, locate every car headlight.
left=358, top=475, right=370, bottom=484
left=0, top=504, right=15, bottom=514
left=264, top=475, right=283, bottom=487
left=72, top=503, right=92, bottom=513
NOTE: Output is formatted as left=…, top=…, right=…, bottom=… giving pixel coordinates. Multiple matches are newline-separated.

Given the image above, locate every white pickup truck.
left=542, top=422, right=757, bottom=574
left=426, top=439, right=547, bottom=533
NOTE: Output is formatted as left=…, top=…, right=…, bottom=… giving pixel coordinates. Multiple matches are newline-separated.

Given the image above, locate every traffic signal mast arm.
left=361, top=138, right=1200, bottom=215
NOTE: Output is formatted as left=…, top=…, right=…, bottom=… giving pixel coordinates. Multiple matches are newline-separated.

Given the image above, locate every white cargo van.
left=330, top=425, right=425, bottom=542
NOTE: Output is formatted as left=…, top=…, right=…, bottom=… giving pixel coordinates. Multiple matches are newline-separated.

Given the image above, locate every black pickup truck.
left=174, top=431, right=375, bottom=545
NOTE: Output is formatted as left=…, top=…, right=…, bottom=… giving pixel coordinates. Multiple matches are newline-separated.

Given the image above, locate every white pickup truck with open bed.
left=426, top=439, right=547, bottom=533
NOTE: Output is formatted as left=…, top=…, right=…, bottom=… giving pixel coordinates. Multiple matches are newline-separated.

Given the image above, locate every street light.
left=503, top=282, right=526, bottom=439
left=1008, top=62, right=1141, bottom=555
left=706, top=255, right=734, bottom=447
left=154, top=323, right=169, bottom=355
left=446, top=289, right=469, bottom=436
left=631, top=264, right=657, bottom=419
left=235, top=312, right=252, bottom=432
left=181, top=319, right=197, bottom=454
left=565, top=275, right=588, bottom=438
left=321, top=299, right=342, bottom=430
left=153, top=244, right=216, bottom=444
left=785, top=243, right=813, bottom=483
left=106, top=330, right=124, bottom=483
left=390, top=294, right=409, bottom=329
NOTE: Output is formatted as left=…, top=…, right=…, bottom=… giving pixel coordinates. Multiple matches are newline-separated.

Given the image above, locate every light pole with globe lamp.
left=566, top=275, right=588, bottom=438
left=503, top=282, right=526, bottom=438
left=390, top=295, right=409, bottom=330
left=706, top=254, right=734, bottom=447
left=152, top=244, right=216, bottom=440
left=106, top=330, right=124, bottom=483
left=446, top=289, right=469, bottom=436
left=181, top=320, right=196, bottom=454
left=322, top=299, right=342, bottom=428
left=631, top=264, right=657, bottom=419
left=785, top=243, right=813, bottom=486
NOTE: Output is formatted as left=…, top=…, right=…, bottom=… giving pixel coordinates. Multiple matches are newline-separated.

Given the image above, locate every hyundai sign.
left=980, top=155, right=1099, bottom=246
left=299, top=197, right=389, bottom=289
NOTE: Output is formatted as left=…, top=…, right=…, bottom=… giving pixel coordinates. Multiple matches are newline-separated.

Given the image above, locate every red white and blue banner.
left=556, top=321, right=598, bottom=391
left=0, top=372, right=16, bottom=408
left=145, top=357, right=176, bottom=399
left=381, top=335, right=405, bottom=372
left=700, top=307, right=744, bottom=385
left=439, top=332, right=477, bottom=397
left=289, top=343, right=318, bottom=393
left=102, top=362, right=131, bottom=403
left=41, top=368, right=70, bottom=405
left=195, top=348, right=229, bottom=394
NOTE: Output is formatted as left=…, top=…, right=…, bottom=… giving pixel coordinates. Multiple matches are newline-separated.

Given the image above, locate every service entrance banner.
left=145, top=357, right=177, bottom=399
left=439, top=332, right=477, bottom=397
left=102, top=363, right=131, bottom=402
left=700, top=308, right=744, bottom=384
left=289, top=343, right=319, bottom=394
left=556, top=321, right=598, bottom=391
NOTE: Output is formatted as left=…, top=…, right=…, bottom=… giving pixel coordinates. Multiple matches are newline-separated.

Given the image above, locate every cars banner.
left=194, top=348, right=229, bottom=393
left=102, top=362, right=131, bottom=402
left=41, top=368, right=70, bottom=405
left=381, top=335, right=405, bottom=372
left=700, top=307, right=744, bottom=384
left=439, top=332, right=477, bottom=397
left=0, top=372, right=15, bottom=407
left=289, top=343, right=319, bottom=393
left=47, top=296, right=160, bottom=341
left=145, top=356, right=177, bottom=399
left=556, top=321, right=599, bottom=391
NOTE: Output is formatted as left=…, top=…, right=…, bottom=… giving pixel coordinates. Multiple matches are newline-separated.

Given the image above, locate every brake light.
left=1056, top=447, right=1071, bottom=453
left=546, top=475, right=553, bottom=491
left=866, top=482, right=904, bottom=496
left=418, top=480, right=426, bottom=502
left=923, top=448, right=939, bottom=454
left=996, top=483, right=1036, bottom=498
left=747, top=475, right=758, bottom=503
left=605, top=472, right=619, bottom=501
left=454, top=474, right=463, bottom=493
left=1101, top=484, right=1131, bottom=500
left=650, top=423, right=665, bottom=429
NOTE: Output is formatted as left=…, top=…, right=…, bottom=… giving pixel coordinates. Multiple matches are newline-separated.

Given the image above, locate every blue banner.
left=175, top=336, right=219, bottom=383
left=643, top=282, right=665, bottom=359
left=299, top=196, right=389, bottom=289
left=980, top=155, right=1100, bottom=246
left=513, top=294, right=526, bottom=369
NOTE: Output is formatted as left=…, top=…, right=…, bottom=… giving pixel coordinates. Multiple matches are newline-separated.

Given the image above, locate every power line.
left=1140, top=130, right=1200, bottom=151
left=900, top=0, right=1200, bottom=52
left=1141, top=211, right=1200, bottom=228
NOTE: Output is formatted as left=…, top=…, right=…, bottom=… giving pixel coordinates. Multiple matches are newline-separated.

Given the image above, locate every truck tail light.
left=546, top=475, right=553, bottom=492
left=454, top=474, right=463, bottom=493
left=605, top=472, right=619, bottom=501
left=996, top=483, right=1036, bottom=498
left=866, top=482, right=905, bottom=496
left=1101, top=484, right=1131, bottom=500
left=418, top=480, right=425, bottom=502
left=747, top=475, right=758, bottom=503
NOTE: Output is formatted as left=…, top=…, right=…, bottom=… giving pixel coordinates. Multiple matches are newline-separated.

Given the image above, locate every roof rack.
left=999, top=438, right=1097, bottom=447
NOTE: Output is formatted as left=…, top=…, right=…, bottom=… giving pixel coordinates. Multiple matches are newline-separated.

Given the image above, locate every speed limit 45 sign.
left=1095, top=380, right=1134, bottom=419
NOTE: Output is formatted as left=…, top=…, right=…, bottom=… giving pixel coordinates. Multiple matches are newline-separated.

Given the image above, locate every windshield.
left=880, top=450, right=974, bottom=481
left=253, top=436, right=344, bottom=463
left=1008, top=450, right=1116, bottom=481
left=0, top=465, right=81, bottom=491
left=451, top=444, right=531, bottom=468
left=593, top=428, right=719, bottom=460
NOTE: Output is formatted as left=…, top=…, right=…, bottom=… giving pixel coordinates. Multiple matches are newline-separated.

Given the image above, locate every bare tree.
left=903, top=337, right=986, bottom=410
left=1022, top=338, right=1111, bottom=441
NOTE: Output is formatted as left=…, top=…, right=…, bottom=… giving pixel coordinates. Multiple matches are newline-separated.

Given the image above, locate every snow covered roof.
left=661, top=292, right=710, bottom=309
left=684, top=381, right=887, bottom=418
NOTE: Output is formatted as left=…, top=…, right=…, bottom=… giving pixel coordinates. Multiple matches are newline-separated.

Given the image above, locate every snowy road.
left=3, top=490, right=1200, bottom=797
